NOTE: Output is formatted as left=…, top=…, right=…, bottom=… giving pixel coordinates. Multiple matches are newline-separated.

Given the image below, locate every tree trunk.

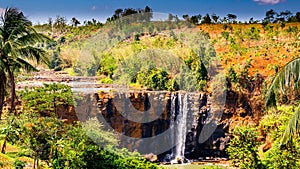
left=7, top=67, right=16, bottom=115
left=37, top=157, right=39, bottom=169
left=0, top=70, right=6, bottom=119
left=1, top=137, right=7, bottom=154
left=34, top=156, right=36, bottom=169
left=0, top=94, right=4, bottom=119
left=33, top=153, right=40, bottom=169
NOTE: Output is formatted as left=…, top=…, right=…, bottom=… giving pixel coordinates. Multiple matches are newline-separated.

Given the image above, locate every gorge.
left=76, top=89, right=231, bottom=162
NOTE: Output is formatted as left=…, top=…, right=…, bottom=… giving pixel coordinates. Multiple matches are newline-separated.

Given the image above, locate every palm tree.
left=0, top=7, right=49, bottom=118
left=265, top=57, right=300, bottom=145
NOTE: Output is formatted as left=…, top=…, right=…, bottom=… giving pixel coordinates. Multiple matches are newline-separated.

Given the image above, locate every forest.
left=0, top=5, right=300, bottom=169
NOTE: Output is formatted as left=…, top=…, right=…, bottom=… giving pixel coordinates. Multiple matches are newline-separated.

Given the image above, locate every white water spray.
left=171, top=93, right=188, bottom=163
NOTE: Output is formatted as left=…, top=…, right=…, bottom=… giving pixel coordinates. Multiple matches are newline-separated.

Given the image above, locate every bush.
left=227, top=67, right=238, bottom=84
left=98, top=76, right=113, bottom=84
left=50, top=50, right=62, bottom=70
left=263, top=141, right=299, bottom=169
left=8, top=113, right=65, bottom=168
left=13, top=159, right=26, bottom=169
left=145, top=69, right=170, bottom=90
left=52, top=119, right=159, bottom=169
left=227, top=126, right=263, bottom=169
left=136, top=68, right=171, bottom=90
left=260, top=106, right=300, bottom=169
left=259, top=106, right=294, bottom=141
left=19, top=83, right=74, bottom=116
left=174, top=65, right=198, bottom=91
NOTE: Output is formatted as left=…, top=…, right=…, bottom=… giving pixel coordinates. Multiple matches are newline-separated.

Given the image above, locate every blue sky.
left=0, top=0, right=299, bottom=24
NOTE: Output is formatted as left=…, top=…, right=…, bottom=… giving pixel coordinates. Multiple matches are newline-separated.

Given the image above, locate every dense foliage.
left=259, top=106, right=300, bottom=169
left=94, top=31, right=212, bottom=91
left=227, top=126, right=263, bottom=169
left=228, top=106, right=300, bottom=169
left=51, top=120, right=159, bottom=169
left=20, top=83, right=74, bottom=116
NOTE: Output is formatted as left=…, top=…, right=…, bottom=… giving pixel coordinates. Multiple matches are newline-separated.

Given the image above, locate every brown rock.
left=145, top=153, right=158, bottom=162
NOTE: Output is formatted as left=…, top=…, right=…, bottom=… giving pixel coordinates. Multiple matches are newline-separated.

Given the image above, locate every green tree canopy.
left=0, top=7, right=49, bottom=117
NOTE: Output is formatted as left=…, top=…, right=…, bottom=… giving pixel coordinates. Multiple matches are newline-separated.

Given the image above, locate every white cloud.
left=253, top=0, right=286, bottom=5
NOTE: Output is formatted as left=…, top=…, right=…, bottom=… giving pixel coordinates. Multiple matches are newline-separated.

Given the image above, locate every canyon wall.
left=76, top=90, right=231, bottom=160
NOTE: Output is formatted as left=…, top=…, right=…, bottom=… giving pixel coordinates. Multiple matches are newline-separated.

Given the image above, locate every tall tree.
left=122, top=8, right=138, bottom=17
left=249, top=17, right=255, bottom=24
left=201, top=14, right=212, bottom=24
left=288, top=12, right=300, bottom=22
left=265, top=58, right=300, bottom=146
left=211, top=14, right=219, bottom=23
left=190, top=15, right=199, bottom=25
left=188, top=14, right=202, bottom=25
left=143, top=6, right=153, bottom=22
left=182, top=14, right=189, bottom=20
left=275, top=10, right=293, bottom=23
left=264, top=9, right=277, bottom=23
left=0, top=7, right=49, bottom=118
left=114, top=8, right=123, bottom=18
left=71, top=17, right=80, bottom=27
left=53, top=15, right=67, bottom=33
left=227, top=14, right=237, bottom=23
left=144, top=6, right=152, bottom=13
left=296, top=12, right=300, bottom=22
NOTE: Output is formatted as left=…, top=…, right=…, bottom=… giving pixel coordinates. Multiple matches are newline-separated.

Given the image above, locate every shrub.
left=227, top=67, right=238, bottom=84
left=260, top=106, right=300, bottom=169
left=13, top=159, right=26, bottom=169
left=8, top=113, right=65, bottom=168
left=19, top=83, right=74, bottom=116
left=259, top=106, right=294, bottom=141
left=174, top=65, right=198, bottom=91
left=263, top=141, right=299, bottom=169
left=136, top=68, right=171, bottom=90
left=50, top=49, right=63, bottom=70
left=52, top=119, right=159, bottom=169
left=227, top=126, right=263, bottom=169
left=145, top=69, right=170, bottom=90
left=99, top=76, right=113, bottom=84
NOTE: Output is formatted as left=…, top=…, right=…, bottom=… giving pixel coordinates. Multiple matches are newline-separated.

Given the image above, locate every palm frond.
left=7, top=25, right=29, bottom=42
left=1, top=8, right=31, bottom=40
left=15, top=58, right=37, bottom=72
left=18, top=46, right=49, bottom=65
left=2, top=40, right=18, bottom=60
left=17, top=31, right=50, bottom=44
left=265, top=57, right=300, bottom=107
left=281, top=104, right=300, bottom=146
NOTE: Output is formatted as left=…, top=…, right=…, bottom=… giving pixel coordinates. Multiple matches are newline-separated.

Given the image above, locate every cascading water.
left=171, top=93, right=188, bottom=163
left=170, top=93, right=176, bottom=158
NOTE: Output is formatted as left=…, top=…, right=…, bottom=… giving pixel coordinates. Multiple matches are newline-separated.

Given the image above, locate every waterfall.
left=170, top=93, right=176, bottom=158
left=171, top=93, right=188, bottom=162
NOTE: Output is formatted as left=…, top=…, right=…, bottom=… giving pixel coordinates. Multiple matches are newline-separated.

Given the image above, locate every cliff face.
left=76, top=90, right=231, bottom=159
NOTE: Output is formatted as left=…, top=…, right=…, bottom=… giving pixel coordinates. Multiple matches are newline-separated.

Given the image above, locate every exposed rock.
left=145, top=153, right=158, bottom=162
left=93, top=91, right=233, bottom=160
